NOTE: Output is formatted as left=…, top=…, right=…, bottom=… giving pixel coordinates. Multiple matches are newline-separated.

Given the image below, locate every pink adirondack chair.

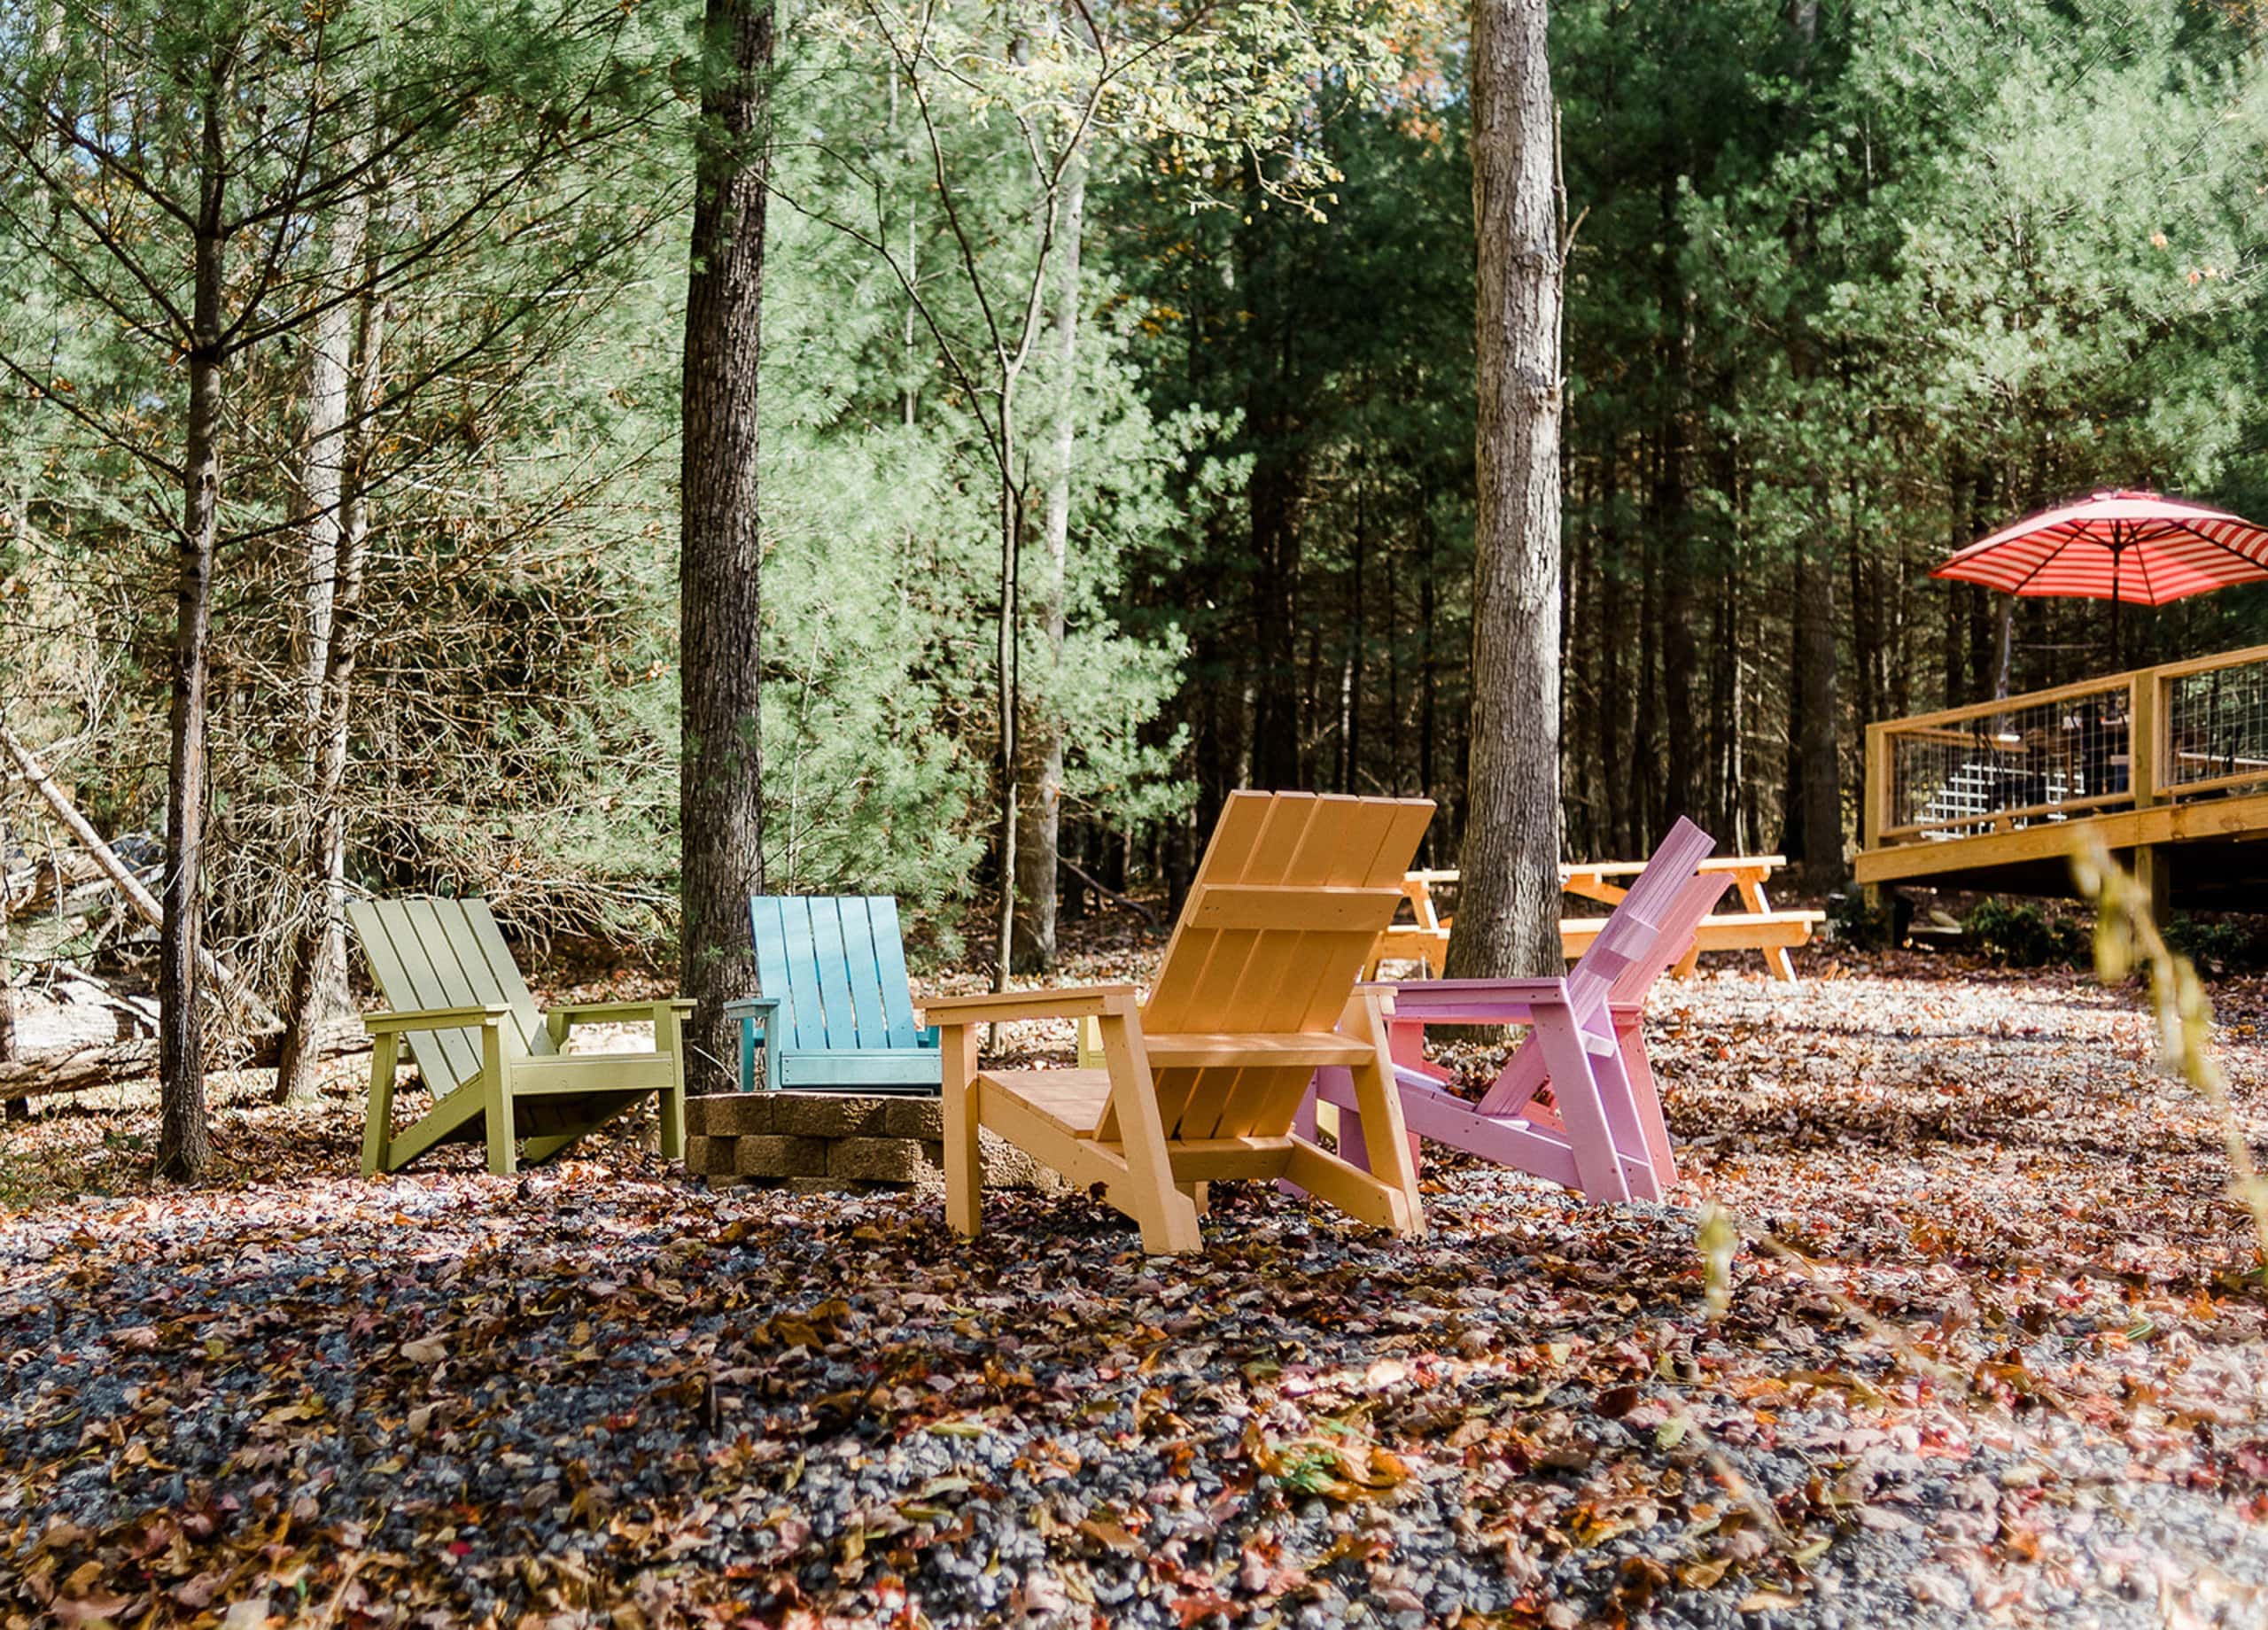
left=1292, top=818, right=1729, bottom=1204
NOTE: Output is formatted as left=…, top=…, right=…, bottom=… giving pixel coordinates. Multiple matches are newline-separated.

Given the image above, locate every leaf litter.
left=4, top=947, right=2268, bottom=1626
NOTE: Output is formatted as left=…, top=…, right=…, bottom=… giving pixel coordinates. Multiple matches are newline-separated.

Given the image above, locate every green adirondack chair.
left=348, top=896, right=691, bottom=1176
left=723, top=896, right=942, bottom=1094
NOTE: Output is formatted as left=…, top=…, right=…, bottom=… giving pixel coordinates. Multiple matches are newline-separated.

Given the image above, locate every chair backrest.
left=750, top=896, right=924, bottom=1052
left=1608, top=865, right=1736, bottom=1006
left=346, top=896, right=548, bottom=1096
left=1564, top=818, right=1718, bottom=1010
left=1137, top=790, right=1433, bottom=1142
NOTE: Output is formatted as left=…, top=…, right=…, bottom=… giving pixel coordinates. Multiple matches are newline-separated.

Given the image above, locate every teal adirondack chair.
left=723, top=896, right=942, bottom=1094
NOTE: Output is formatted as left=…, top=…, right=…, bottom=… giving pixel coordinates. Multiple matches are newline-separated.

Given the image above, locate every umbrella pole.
left=2110, top=544, right=2123, bottom=671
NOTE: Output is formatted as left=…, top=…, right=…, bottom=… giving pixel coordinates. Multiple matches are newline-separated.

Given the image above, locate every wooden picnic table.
left=1367, top=856, right=1823, bottom=985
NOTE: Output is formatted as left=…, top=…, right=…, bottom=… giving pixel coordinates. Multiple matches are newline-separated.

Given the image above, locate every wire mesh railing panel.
left=1885, top=681, right=2135, bottom=838
left=2166, top=656, right=2268, bottom=792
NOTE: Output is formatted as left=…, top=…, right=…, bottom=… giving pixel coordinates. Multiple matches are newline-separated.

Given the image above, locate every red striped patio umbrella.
left=1932, top=488, right=2268, bottom=659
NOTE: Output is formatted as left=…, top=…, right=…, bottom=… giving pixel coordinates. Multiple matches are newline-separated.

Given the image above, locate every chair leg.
left=942, top=1024, right=984, bottom=1238
left=1616, top=1015, right=1676, bottom=1186
left=1531, top=1012, right=1627, bottom=1201
left=1335, top=1070, right=1372, bottom=1172
left=482, top=1024, right=517, bottom=1176
left=361, top=1033, right=398, bottom=1176
left=1339, top=993, right=1423, bottom=1234
left=1096, top=1004, right=1201, bottom=1255
left=1278, top=1083, right=1324, bottom=1199
left=656, top=1003, right=687, bottom=1162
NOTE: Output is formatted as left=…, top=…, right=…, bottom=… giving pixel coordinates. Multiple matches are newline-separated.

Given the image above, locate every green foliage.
left=2164, top=913, right=2268, bottom=978
left=1825, top=890, right=1894, bottom=952
left=1964, top=896, right=2088, bottom=968
left=12, top=0, right=2268, bottom=991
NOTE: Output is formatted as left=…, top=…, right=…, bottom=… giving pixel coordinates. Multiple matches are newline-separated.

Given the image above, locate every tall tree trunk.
left=1941, top=453, right=1969, bottom=707
left=679, top=0, right=774, bottom=1096
left=1597, top=456, right=1627, bottom=855
left=2, top=805, right=19, bottom=1122
left=1635, top=500, right=1662, bottom=841
left=273, top=177, right=372, bottom=1106
left=276, top=239, right=384, bottom=1106
left=1794, top=517, right=1843, bottom=886
left=1244, top=176, right=1304, bottom=791
left=157, top=90, right=227, bottom=1184
left=1654, top=178, right=1699, bottom=831
left=1991, top=594, right=2016, bottom=701
left=1419, top=506, right=1439, bottom=836
left=1344, top=471, right=1366, bottom=793
left=992, top=395, right=1023, bottom=991
left=1011, top=150, right=1085, bottom=976
left=1449, top=0, right=1564, bottom=981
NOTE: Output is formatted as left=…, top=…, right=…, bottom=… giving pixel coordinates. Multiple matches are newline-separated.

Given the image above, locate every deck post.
left=1860, top=723, right=1892, bottom=910
left=2130, top=667, right=2171, bottom=923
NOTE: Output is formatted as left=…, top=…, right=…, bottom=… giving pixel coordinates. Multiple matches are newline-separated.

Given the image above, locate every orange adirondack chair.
left=923, top=791, right=1434, bottom=1254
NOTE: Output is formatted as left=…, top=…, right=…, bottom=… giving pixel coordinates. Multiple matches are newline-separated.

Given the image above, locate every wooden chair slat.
left=805, top=900, right=861, bottom=1050
left=1565, top=819, right=1715, bottom=1005
left=777, top=897, right=832, bottom=1052
left=351, top=898, right=483, bottom=1092
left=866, top=896, right=925, bottom=1048
left=1207, top=798, right=1423, bottom=1140
left=750, top=900, right=803, bottom=1045
left=1184, top=883, right=1409, bottom=933
left=442, top=898, right=549, bottom=1054
left=834, top=899, right=894, bottom=1050
left=1140, top=791, right=1290, bottom=1032
left=1142, top=793, right=1321, bottom=1137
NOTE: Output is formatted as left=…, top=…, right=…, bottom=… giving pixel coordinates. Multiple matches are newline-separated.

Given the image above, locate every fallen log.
left=0, top=1039, right=158, bottom=1099
left=237, top=1013, right=368, bottom=1072
left=0, top=720, right=281, bottom=1033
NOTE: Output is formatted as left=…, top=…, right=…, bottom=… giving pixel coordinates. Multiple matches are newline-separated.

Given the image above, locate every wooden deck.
left=1855, top=644, right=2268, bottom=907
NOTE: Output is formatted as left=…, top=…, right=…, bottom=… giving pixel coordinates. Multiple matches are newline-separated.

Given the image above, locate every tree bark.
left=276, top=240, right=384, bottom=1106
left=157, top=86, right=228, bottom=1184
left=991, top=396, right=1023, bottom=990
left=1448, top=0, right=1565, bottom=981
left=2, top=805, right=19, bottom=1122
left=1793, top=521, right=1843, bottom=885
left=0, top=1042, right=159, bottom=1101
left=679, top=0, right=775, bottom=1096
left=1011, top=151, right=1085, bottom=976
left=274, top=176, right=373, bottom=1106
left=1242, top=173, right=1306, bottom=792
left=1654, top=177, right=1698, bottom=832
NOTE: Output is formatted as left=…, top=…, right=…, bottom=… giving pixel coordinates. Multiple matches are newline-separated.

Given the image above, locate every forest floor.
left=2, top=925, right=2267, bottom=1628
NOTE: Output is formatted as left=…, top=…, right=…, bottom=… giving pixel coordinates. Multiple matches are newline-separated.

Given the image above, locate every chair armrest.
left=920, top=985, right=1139, bottom=1024
left=364, top=1003, right=510, bottom=1035
left=548, top=998, right=697, bottom=1024
left=722, top=996, right=781, bottom=1023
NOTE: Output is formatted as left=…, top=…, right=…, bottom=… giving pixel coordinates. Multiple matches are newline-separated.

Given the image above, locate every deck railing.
left=1862, top=643, right=2268, bottom=849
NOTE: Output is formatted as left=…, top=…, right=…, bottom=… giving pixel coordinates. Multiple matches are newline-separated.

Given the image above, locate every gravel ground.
left=4, top=959, right=2268, bottom=1627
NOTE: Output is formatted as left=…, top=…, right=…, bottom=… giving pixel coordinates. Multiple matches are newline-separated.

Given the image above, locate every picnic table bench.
left=1366, top=855, right=1823, bottom=984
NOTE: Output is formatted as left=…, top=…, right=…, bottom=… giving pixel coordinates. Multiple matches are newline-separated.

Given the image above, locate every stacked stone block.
left=683, top=1092, right=1068, bottom=1194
